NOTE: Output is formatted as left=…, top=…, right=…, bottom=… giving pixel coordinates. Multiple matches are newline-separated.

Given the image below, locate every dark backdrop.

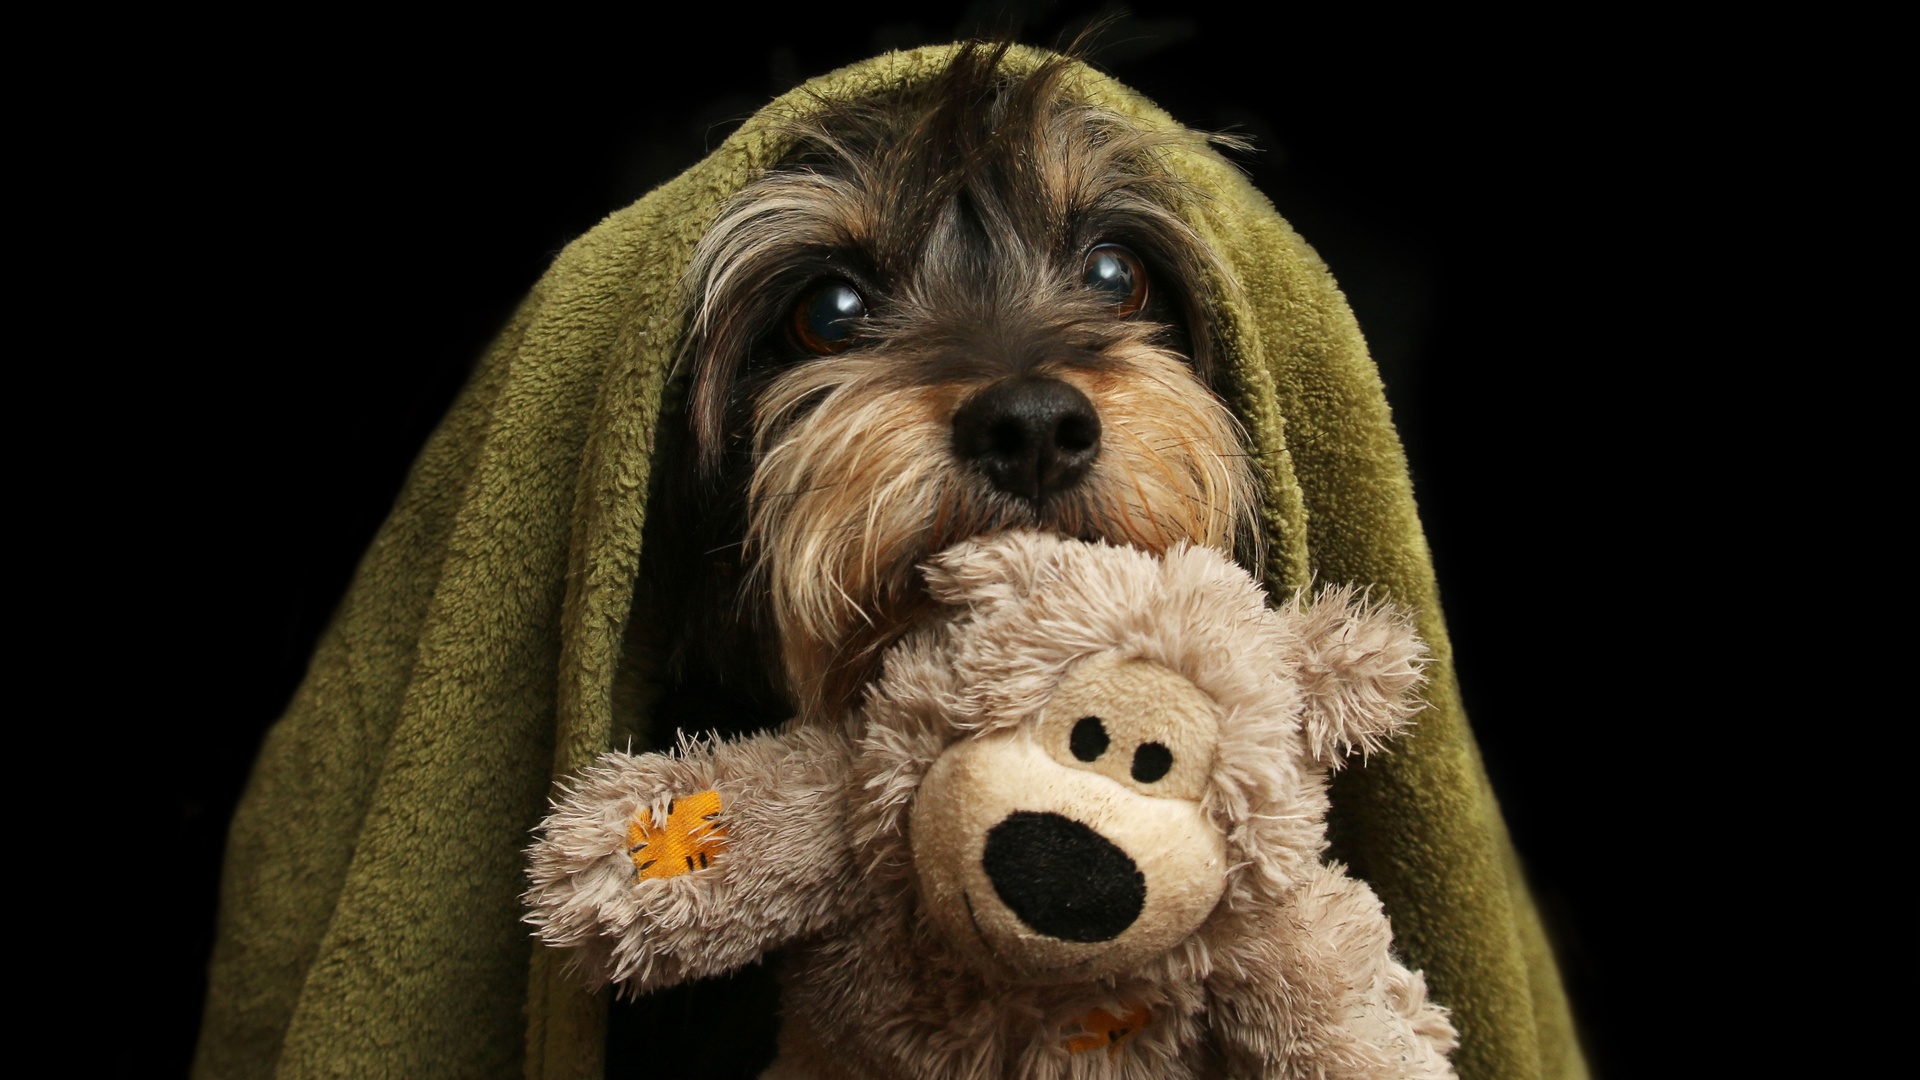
left=131, top=7, right=1731, bottom=1076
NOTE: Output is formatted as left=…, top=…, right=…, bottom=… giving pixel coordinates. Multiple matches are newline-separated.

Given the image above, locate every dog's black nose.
left=981, top=811, right=1144, bottom=942
left=951, top=378, right=1101, bottom=501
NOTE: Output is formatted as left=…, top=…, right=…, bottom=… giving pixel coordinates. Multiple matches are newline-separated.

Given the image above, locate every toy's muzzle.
left=909, top=655, right=1227, bottom=983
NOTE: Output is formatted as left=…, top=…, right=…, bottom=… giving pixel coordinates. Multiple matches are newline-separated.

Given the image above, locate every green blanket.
left=196, top=44, right=1585, bottom=1080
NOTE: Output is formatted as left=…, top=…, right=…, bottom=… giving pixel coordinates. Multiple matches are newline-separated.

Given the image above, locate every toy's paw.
left=627, top=790, right=728, bottom=880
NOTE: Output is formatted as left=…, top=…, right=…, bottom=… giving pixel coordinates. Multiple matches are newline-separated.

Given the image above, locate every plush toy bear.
left=525, top=531, right=1457, bottom=1079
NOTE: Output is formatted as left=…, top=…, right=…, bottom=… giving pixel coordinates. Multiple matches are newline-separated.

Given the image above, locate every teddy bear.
left=524, top=531, right=1458, bottom=1079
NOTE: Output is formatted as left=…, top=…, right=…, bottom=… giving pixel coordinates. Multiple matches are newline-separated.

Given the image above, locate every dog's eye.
left=1081, top=244, right=1147, bottom=317
left=791, top=280, right=867, bottom=355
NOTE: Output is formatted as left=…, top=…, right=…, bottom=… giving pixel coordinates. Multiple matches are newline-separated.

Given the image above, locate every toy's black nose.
left=951, top=378, right=1101, bottom=502
left=981, top=811, right=1144, bottom=942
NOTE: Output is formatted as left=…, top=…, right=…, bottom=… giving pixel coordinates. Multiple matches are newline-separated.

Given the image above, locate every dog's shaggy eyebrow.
left=766, top=47, right=1206, bottom=267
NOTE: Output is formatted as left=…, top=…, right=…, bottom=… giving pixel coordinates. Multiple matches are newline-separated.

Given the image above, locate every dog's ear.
left=1287, top=587, right=1430, bottom=768
left=921, top=530, right=1065, bottom=608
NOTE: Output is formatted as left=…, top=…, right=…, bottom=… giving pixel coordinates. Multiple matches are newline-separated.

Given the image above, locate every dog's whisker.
left=1107, top=415, right=1190, bottom=550
left=755, top=481, right=849, bottom=502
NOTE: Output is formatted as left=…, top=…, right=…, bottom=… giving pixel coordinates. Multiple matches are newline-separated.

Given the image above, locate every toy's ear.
left=921, top=530, right=1058, bottom=608
left=1289, top=587, right=1430, bottom=768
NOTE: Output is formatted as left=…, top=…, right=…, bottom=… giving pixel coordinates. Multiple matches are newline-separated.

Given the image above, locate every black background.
left=111, top=5, right=1764, bottom=1075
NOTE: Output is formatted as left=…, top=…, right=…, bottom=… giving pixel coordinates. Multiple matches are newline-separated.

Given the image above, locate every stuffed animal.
left=524, top=531, right=1457, bottom=1079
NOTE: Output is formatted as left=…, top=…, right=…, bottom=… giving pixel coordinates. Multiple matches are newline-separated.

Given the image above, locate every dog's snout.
left=981, top=810, right=1145, bottom=943
left=951, top=378, right=1101, bottom=501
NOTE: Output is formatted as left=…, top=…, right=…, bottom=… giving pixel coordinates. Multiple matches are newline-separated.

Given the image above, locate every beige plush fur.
left=525, top=531, right=1454, bottom=1078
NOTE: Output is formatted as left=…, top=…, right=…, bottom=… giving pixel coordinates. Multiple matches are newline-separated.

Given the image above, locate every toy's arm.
left=523, top=723, right=862, bottom=993
left=1206, top=863, right=1459, bottom=1080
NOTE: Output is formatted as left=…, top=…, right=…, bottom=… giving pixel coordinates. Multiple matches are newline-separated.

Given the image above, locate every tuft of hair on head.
left=917, top=527, right=1064, bottom=609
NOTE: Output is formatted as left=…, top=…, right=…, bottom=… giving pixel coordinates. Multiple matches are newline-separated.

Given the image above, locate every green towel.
left=195, top=44, right=1585, bottom=1080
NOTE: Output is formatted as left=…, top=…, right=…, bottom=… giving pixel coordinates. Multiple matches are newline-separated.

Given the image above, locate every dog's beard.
left=745, top=339, right=1254, bottom=716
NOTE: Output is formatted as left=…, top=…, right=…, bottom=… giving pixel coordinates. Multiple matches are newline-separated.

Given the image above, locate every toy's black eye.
left=1070, top=716, right=1109, bottom=762
left=1081, top=244, right=1147, bottom=317
left=1131, top=742, right=1172, bottom=783
left=791, top=280, right=866, bottom=354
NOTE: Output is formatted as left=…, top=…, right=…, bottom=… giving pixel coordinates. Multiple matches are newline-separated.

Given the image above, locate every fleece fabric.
left=194, top=44, right=1585, bottom=1080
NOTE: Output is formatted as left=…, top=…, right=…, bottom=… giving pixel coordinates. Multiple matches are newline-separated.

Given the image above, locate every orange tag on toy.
left=1065, top=1003, right=1151, bottom=1054
left=627, top=790, right=727, bottom=881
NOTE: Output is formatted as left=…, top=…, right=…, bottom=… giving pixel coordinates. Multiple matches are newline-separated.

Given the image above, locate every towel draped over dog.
left=195, top=45, right=1586, bottom=1080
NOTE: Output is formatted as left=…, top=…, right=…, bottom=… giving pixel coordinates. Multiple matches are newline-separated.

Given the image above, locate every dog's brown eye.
left=792, top=280, right=867, bottom=354
left=1081, top=244, right=1147, bottom=317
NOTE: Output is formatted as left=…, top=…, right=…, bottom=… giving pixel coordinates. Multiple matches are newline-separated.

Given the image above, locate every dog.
left=641, top=43, right=1258, bottom=740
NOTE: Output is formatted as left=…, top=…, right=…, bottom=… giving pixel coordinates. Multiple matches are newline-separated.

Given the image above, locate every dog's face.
left=657, top=48, right=1257, bottom=718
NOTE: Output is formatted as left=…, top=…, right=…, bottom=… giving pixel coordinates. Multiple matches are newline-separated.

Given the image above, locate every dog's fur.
left=642, top=45, right=1257, bottom=731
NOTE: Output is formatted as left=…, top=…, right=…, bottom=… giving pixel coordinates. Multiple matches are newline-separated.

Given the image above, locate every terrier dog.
left=642, top=44, right=1258, bottom=737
